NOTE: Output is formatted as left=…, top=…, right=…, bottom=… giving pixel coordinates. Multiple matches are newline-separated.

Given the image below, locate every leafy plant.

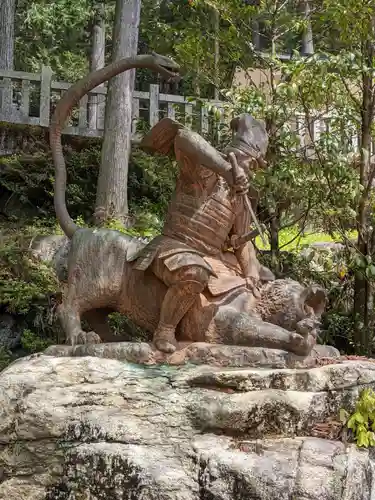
left=0, top=347, right=12, bottom=372
left=0, top=227, right=59, bottom=315
left=340, top=389, right=375, bottom=448
left=108, top=312, right=150, bottom=343
left=21, top=328, right=54, bottom=353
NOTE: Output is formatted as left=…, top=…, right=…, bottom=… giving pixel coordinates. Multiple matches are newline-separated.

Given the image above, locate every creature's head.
left=140, top=52, right=180, bottom=81
left=224, top=113, right=268, bottom=174
left=257, top=279, right=327, bottom=333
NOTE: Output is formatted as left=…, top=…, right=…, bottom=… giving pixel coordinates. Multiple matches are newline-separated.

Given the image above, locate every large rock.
left=0, top=313, right=22, bottom=350
left=0, top=348, right=375, bottom=499
left=45, top=341, right=341, bottom=369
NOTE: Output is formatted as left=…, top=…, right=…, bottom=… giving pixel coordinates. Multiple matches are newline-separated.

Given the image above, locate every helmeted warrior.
left=128, top=113, right=270, bottom=353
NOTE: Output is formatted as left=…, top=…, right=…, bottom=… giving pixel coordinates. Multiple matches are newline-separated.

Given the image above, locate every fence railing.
left=0, top=65, right=364, bottom=157
left=0, top=66, right=228, bottom=139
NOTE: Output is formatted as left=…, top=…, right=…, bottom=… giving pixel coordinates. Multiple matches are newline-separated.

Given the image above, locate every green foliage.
left=321, top=312, right=354, bottom=352
left=7, top=0, right=375, bottom=358
left=0, top=140, right=176, bottom=229
left=0, top=226, right=59, bottom=315
left=21, top=328, right=53, bottom=353
left=341, top=389, right=375, bottom=448
left=15, top=0, right=92, bottom=80
left=129, top=148, right=177, bottom=223
left=0, top=348, right=12, bottom=372
left=0, top=222, right=61, bottom=358
left=108, top=312, right=150, bottom=343
left=0, top=143, right=100, bottom=221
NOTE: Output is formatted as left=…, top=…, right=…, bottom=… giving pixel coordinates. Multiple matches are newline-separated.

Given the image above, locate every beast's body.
left=58, top=228, right=322, bottom=356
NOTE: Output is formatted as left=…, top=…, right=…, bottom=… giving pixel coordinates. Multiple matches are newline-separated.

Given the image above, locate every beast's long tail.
left=50, top=54, right=179, bottom=238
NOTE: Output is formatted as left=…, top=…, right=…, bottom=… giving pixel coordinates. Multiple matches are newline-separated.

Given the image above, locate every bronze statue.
left=49, top=54, right=326, bottom=358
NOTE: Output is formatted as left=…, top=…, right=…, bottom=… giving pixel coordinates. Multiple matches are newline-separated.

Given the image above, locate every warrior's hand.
left=245, top=276, right=261, bottom=299
left=228, top=152, right=249, bottom=194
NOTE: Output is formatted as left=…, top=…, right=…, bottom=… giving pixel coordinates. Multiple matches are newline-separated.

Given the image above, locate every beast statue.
left=49, top=53, right=326, bottom=358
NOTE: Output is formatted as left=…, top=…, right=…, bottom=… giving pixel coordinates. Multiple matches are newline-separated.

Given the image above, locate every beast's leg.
left=58, top=299, right=101, bottom=346
left=211, top=308, right=317, bottom=357
left=152, top=265, right=210, bottom=353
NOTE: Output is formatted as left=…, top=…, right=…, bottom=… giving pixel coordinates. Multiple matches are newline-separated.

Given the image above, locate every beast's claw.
left=67, top=330, right=102, bottom=345
left=154, top=339, right=177, bottom=354
left=290, top=332, right=316, bottom=357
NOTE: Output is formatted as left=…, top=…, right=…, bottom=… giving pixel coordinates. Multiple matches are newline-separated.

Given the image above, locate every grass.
left=255, top=227, right=358, bottom=252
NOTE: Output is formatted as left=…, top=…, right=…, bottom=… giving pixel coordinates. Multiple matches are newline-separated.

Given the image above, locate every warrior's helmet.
left=225, top=113, right=268, bottom=164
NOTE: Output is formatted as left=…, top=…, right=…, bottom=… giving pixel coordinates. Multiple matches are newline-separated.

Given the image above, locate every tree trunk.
left=0, top=0, right=15, bottom=70
left=94, top=0, right=141, bottom=226
left=301, top=0, right=314, bottom=56
left=213, top=7, right=220, bottom=100
left=353, top=38, right=374, bottom=354
left=88, top=1, right=106, bottom=130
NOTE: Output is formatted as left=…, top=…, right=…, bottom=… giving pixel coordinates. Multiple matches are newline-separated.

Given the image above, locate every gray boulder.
left=0, top=313, right=22, bottom=350
left=0, top=346, right=375, bottom=499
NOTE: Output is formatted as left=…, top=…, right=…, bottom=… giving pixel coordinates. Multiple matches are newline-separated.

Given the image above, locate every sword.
left=227, top=151, right=268, bottom=247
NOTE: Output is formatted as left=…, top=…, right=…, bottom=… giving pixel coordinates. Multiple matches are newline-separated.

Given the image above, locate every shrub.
left=21, top=328, right=54, bottom=353
left=0, top=347, right=11, bottom=372
left=0, top=222, right=61, bottom=348
left=341, top=389, right=375, bottom=448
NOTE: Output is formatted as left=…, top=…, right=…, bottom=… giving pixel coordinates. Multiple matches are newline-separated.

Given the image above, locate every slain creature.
left=50, top=53, right=326, bottom=357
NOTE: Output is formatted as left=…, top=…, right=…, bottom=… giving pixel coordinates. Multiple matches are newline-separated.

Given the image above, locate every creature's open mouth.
left=156, top=61, right=181, bottom=81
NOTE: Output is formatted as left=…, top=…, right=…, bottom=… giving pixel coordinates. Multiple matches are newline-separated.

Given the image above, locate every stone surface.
left=0, top=313, right=22, bottom=350
left=44, top=341, right=340, bottom=369
left=1, top=353, right=375, bottom=499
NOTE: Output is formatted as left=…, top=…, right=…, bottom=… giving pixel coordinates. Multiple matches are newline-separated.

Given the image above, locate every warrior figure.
left=129, top=113, right=271, bottom=353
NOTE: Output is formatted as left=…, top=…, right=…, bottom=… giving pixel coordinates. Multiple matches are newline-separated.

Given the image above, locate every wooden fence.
left=0, top=66, right=363, bottom=157
left=0, top=66, right=227, bottom=140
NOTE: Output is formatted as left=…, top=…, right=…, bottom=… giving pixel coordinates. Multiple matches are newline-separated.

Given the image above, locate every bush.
left=0, top=222, right=61, bottom=347
left=0, top=347, right=11, bottom=372
left=341, top=389, right=375, bottom=448
left=21, top=328, right=54, bottom=353
left=0, top=138, right=176, bottom=228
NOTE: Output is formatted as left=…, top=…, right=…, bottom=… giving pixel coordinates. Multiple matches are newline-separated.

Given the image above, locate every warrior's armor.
left=128, top=115, right=269, bottom=352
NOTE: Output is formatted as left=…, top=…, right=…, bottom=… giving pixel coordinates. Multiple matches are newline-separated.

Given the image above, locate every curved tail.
left=50, top=53, right=179, bottom=238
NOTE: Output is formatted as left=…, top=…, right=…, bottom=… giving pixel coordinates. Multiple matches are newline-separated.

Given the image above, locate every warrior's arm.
left=140, top=117, right=238, bottom=187
left=232, top=196, right=260, bottom=280
left=175, top=128, right=235, bottom=186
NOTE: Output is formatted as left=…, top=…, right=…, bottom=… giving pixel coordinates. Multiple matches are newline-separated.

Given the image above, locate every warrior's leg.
left=152, top=265, right=211, bottom=353
left=211, top=307, right=316, bottom=356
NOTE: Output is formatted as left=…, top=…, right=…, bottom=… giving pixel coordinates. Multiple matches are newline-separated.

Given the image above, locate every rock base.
left=1, top=354, right=375, bottom=499
left=44, top=341, right=340, bottom=369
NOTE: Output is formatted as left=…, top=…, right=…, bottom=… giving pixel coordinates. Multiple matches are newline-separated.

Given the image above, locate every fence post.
left=132, top=97, right=139, bottom=135
left=200, top=105, right=209, bottom=135
left=0, top=78, right=12, bottom=116
left=149, top=84, right=159, bottom=127
left=39, top=66, right=53, bottom=127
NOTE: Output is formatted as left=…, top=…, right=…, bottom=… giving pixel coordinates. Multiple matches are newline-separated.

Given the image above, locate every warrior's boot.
left=152, top=266, right=211, bottom=353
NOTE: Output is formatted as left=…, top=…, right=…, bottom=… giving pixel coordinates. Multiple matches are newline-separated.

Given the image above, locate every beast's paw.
left=296, top=318, right=320, bottom=338
left=154, top=338, right=177, bottom=354
left=79, top=331, right=102, bottom=344
left=290, top=332, right=316, bottom=357
left=66, top=330, right=102, bottom=345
